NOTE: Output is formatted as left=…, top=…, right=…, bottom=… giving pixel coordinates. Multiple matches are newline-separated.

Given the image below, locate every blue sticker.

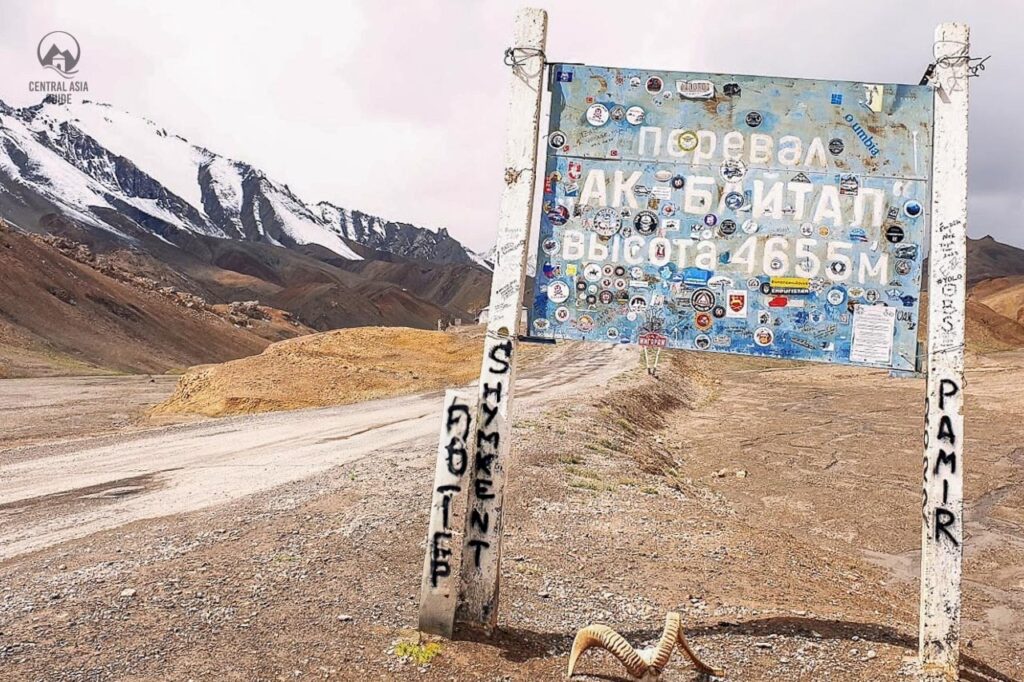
left=556, top=70, right=573, bottom=83
left=831, top=93, right=843, bottom=105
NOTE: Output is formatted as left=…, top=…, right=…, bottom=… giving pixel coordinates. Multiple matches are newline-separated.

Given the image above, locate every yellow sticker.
left=676, top=130, right=699, bottom=152
left=769, top=276, right=810, bottom=290
left=566, top=264, right=578, bottom=276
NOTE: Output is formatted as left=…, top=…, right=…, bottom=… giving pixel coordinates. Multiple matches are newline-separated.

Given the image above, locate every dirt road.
left=1, top=346, right=1022, bottom=681
left=0, top=342, right=633, bottom=560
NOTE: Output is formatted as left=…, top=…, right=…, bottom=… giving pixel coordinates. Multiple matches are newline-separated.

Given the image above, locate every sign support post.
left=919, top=22, right=970, bottom=680
left=419, top=390, right=474, bottom=637
left=454, top=8, right=548, bottom=634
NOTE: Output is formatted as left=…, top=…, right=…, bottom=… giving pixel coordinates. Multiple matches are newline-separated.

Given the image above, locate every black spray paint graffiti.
left=465, top=339, right=513, bottom=569
left=923, top=378, right=960, bottom=547
left=428, top=401, right=472, bottom=588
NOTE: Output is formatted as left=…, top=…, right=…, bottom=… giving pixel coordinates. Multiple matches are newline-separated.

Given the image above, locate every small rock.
left=866, top=650, right=877, bottom=660
left=120, top=588, right=137, bottom=598
left=338, top=614, right=353, bottom=622
left=735, top=469, right=748, bottom=478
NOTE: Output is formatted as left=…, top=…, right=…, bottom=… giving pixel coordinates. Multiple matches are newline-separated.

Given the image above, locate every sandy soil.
left=0, top=348, right=1021, bottom=681
left=0, top=374, right=178, bottom=449
left=150, top=326, right=509, bottom=418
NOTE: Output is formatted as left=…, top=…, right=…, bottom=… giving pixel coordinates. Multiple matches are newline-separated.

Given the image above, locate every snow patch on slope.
left=265, top=192, right=362, bottom=260
left=35, top=100, right=210, bottom=212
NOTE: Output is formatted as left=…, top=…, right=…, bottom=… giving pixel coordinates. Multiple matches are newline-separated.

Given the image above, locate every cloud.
left=0, top=0, right=1019, bottom=249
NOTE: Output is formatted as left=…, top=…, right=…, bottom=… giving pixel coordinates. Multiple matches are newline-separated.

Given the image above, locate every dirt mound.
left=151, top=326, right=487, bottom=417
left=971, top=275, right=1024, bottom=324
left=965, top=300, right=1024, bottom=352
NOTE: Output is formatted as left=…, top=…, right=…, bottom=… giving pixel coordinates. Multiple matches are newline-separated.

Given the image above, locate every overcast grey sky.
left=0, top=0, right=1019, bottom=250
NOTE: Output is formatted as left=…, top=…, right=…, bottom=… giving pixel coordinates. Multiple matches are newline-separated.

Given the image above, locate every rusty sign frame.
left=417, top=10, right=969, bottom=681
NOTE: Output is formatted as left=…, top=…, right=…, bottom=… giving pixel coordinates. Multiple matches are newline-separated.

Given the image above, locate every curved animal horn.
left=676, top=627, right=724, bottom=677
left=648, top=612, right=681, bottom=672
left=567, top=624, right=649, bottom=679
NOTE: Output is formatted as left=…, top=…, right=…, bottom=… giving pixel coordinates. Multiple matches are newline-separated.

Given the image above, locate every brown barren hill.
left=150, top=326, right=487, bottom=417
left=0, top=224, right=271, bottom=377
left=970, top=275, right=1024, bottom=324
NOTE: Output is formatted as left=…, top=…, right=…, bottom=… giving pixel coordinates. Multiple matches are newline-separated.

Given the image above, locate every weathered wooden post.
left=919, top=22, right=970, bottom=680
left=455, top=7, right=548, bottom=633
left=419, top=390, right=474, bottom=637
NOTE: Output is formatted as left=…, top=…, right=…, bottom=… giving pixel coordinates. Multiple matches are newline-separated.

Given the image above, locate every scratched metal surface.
left=528, top=63, right=933, bottom=370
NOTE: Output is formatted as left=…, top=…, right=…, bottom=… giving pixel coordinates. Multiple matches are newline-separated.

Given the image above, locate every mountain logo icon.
left=37, top=31, right=81, bottom=78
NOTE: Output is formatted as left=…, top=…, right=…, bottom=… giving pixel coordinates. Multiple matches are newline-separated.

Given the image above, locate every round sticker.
left=742, top=219, right=758, bottom=234
left=694, top=334, right=711, bottom=350
left=586, top=294, right=597, bottom=305
left=614, top=278, right=627, bottom=290
left=630, top=266, right=644, bottom=280
left=747, top=277, right=760, bottom=290
left=829, top=260, right=848, bottom=277
left=625, top=106, right=645, bottom=125
left=607, top=328, right=619, bottom=339
left=800, top=222, right=814, bottom=237
left=720, top=159, right=747, bottom=182
left=703, top=213, right=718, bottom=227
left=645, top=76, right=664, bottom=94
left=903, top=200, right=923, bottom=218
left=549, top=131, right=567, bottom=148
left=634, top=211, right=659, bottom=235
left=542, top=238, right=559, bottom=254
left=614, top=265, right=626, bottom=277
left=754, top=326, right=774, bottom=346
left=865, top=289, right=880, bottom=303
left=719, top=219, right=737, bottom=236
left=593, top=207, right=620, bottom=237
left=826, top=288, right=845, bottom=305
left=885, top=224, right=905, bottom=243
left=654, top=169, right=672, bottom=182
left=578, top=315, right=594, bottom=332
left=547, top=280, right=570, bottom=303
left=671, top=174, right=686, bottom=189
left=695, top=312, right=713, bottom=331
left=712, top=305, right=726, bottom=318
left=895, top=259, right=912, bottom=275
left=828, top=138, right=844, bottom=155
left=700, top=228, right=714, bottom=240
left=546, top=205, right=569, bottom=225
left=724, top=192, right=744, bottom=210
left=598, top=290, right=614, bottom=304
left=586, top=103, right=610, bottom=127
left=676, top=130, right=699, bottom=152
left=691, top=288, right=716, bottom=312
left=554, top=306, right=570, bottom=322
left=609, top=105, right=626, bottom=122
left=745, top=111, right=763, bottom=127
left=583, top=263, right=602, bottom=281
left=629, top=295, right=647, bottom=311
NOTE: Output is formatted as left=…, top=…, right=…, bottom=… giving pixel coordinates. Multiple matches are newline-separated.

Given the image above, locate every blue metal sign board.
left=528, top=64, right=933, bottom=370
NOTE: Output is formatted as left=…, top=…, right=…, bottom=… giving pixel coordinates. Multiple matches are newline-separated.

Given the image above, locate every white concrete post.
left=419, top=390, right=474, bottom=637
left=455, top=7, right=548, bottom=634
left=920, top=22, right=970, bottom=680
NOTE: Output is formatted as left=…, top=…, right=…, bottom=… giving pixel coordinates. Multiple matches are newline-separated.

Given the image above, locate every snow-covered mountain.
left=0, top=97, right=485, bottom=268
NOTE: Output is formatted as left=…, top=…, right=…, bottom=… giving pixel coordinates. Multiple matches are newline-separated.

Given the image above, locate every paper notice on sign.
left=850, top=305, right=896, bottom=365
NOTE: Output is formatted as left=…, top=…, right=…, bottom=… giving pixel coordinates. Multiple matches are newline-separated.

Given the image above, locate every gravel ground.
left=0, top=349, right=1021, bottom=681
